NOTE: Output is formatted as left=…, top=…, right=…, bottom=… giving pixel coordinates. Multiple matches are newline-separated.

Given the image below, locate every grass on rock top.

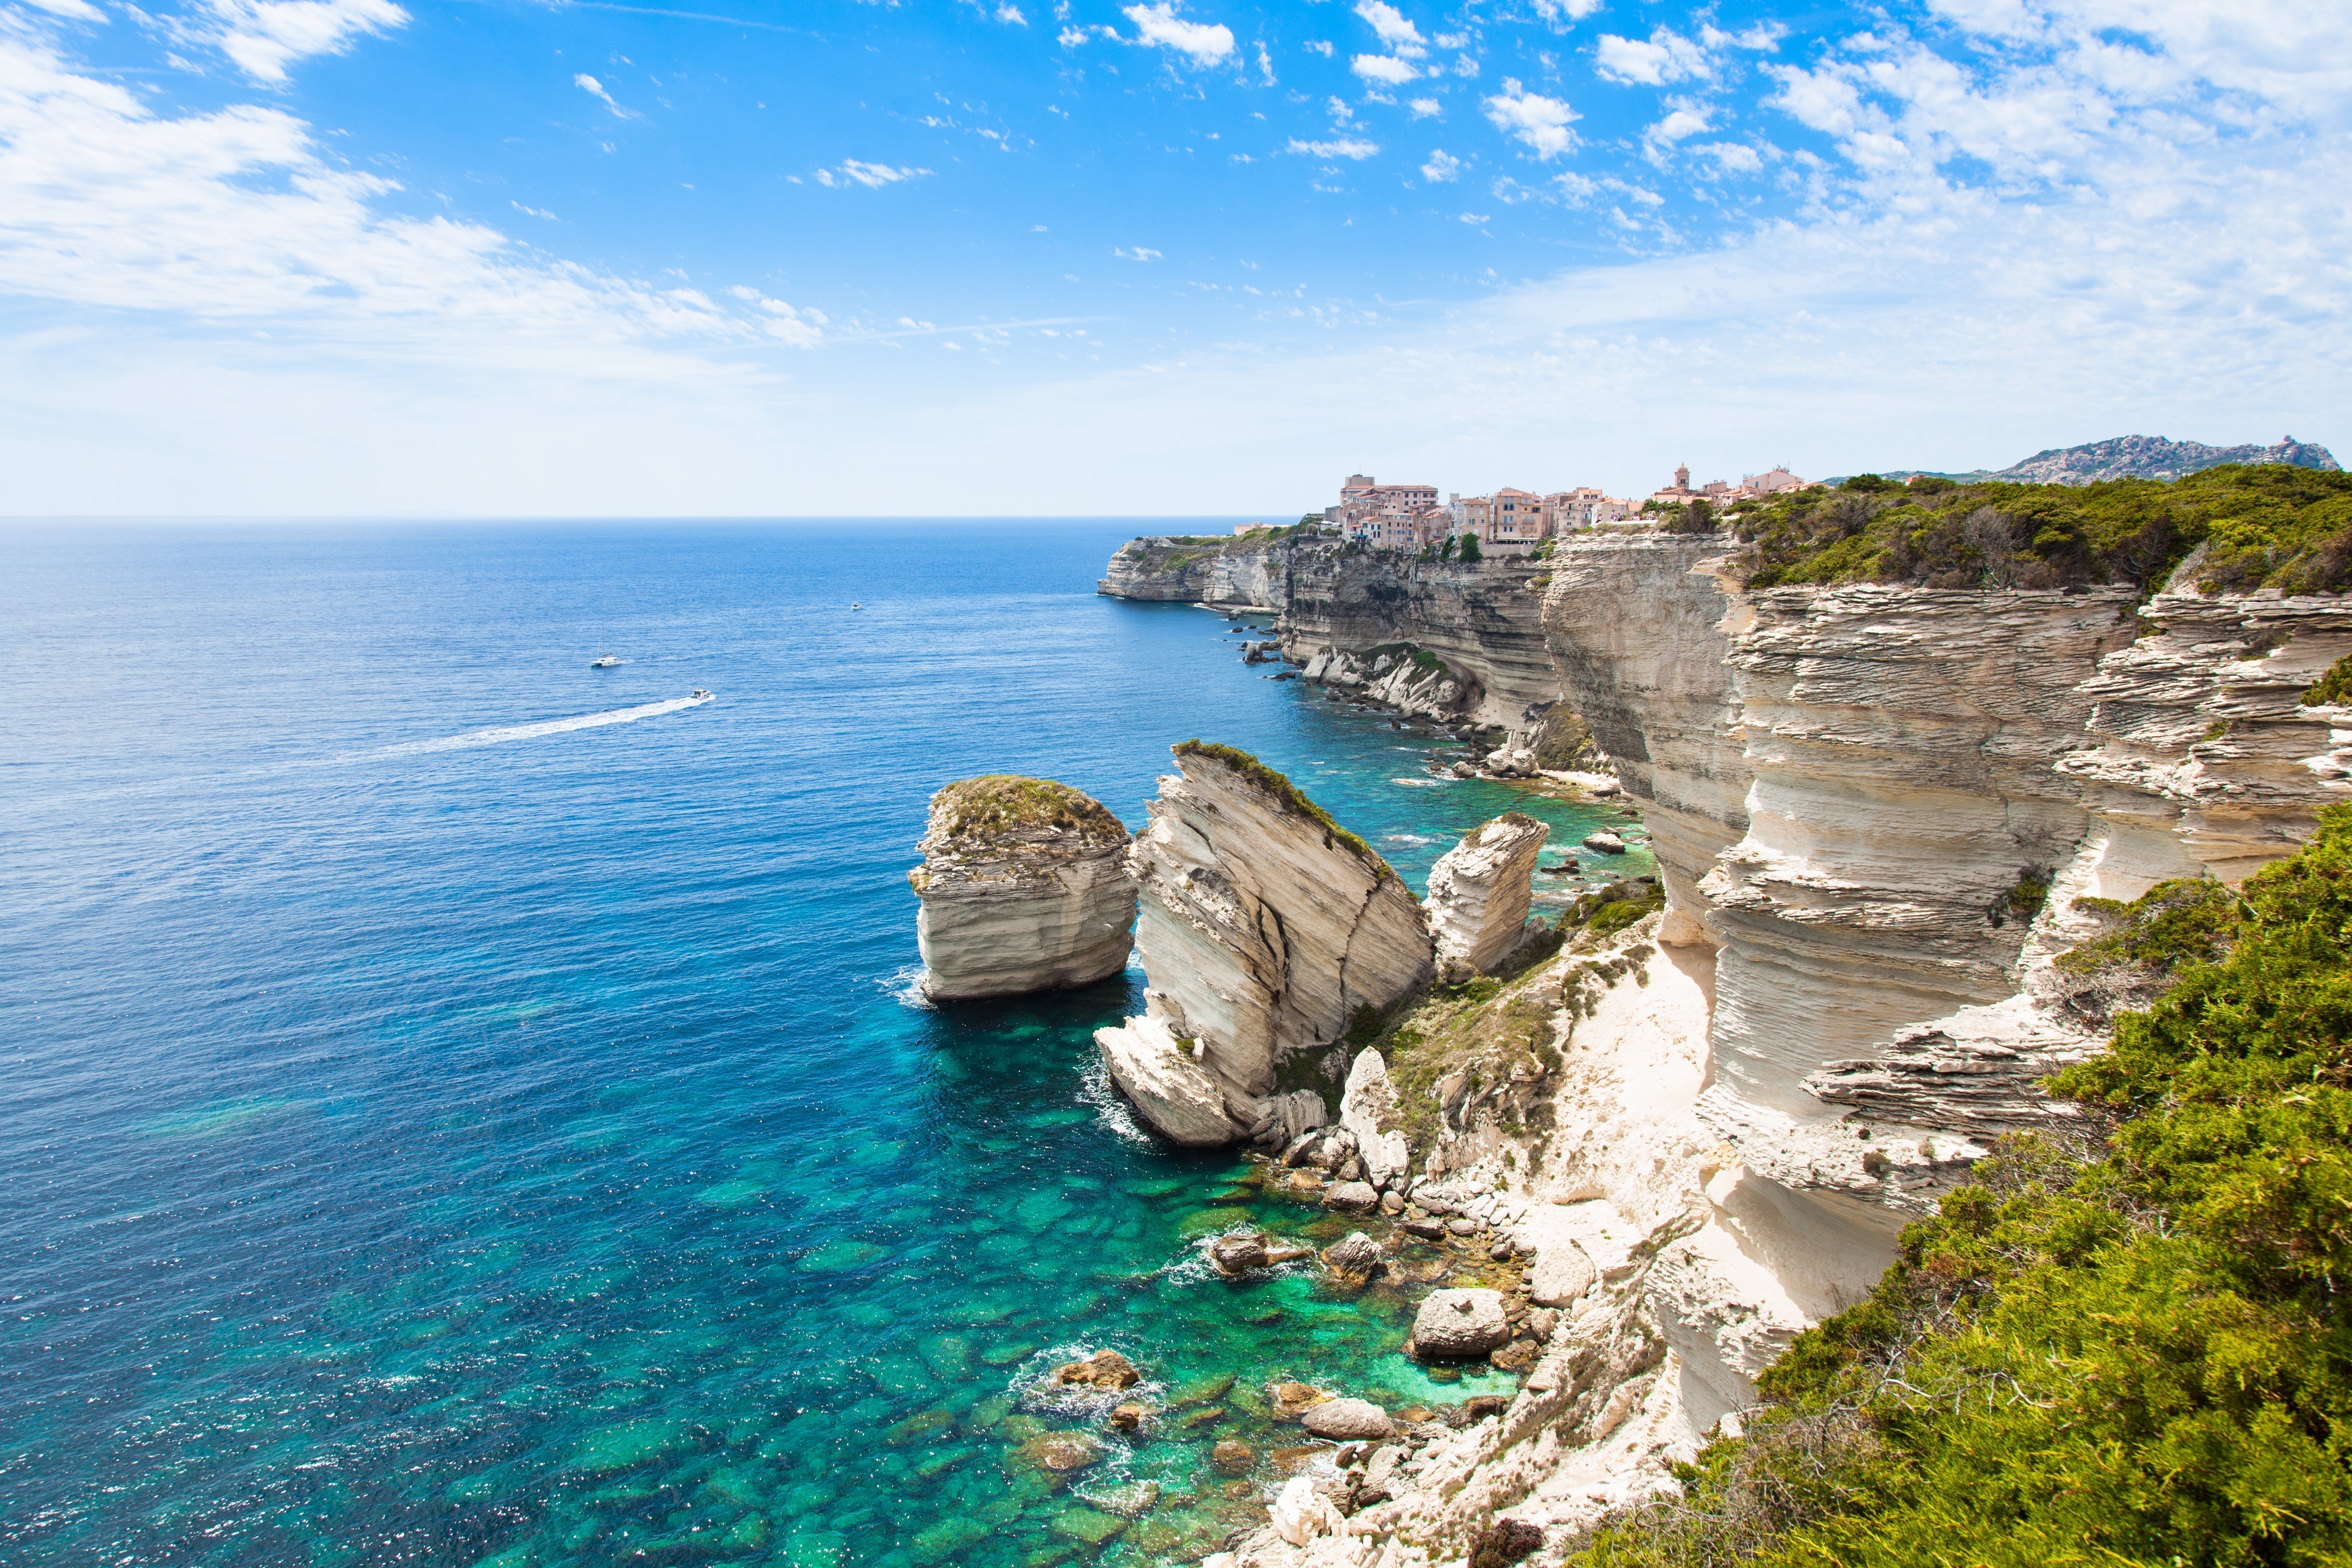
left=928, top=775, right=1127, bottom=845
left=1171, top=740, right=1396, bottom=882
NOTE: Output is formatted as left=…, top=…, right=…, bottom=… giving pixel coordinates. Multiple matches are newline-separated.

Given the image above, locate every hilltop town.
left=1316, top=463, right=1812, bottom=554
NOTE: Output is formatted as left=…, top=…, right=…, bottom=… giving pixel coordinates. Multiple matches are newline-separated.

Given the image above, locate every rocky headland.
left=1084, top=471, right=2352, bottom=1565
left=909, top=775, right=1138, bottom=1000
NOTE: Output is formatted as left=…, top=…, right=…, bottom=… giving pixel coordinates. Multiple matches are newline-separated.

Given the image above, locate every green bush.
left=2304, top=652, right=2352, bottom=707
left=1572, top=806, right=2352, bottom=1566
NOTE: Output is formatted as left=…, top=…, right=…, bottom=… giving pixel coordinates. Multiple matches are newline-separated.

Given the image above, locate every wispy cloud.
left=574, top=72, right=636, bottom=118
left=1112, top=245, right=1162, bottom=260
left=1594, top=27, right=1709, bottom=86
left=177, top=0, right=410, bottom=84
left=814, top=159, right=932, bottom=188
left=1420, top=148, right=1461, bottom=181
left=1288, top=136, right=1380, bottom=160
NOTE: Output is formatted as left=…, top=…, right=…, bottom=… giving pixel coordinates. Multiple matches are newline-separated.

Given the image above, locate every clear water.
left=0, top=523, right=1652, bottom=1568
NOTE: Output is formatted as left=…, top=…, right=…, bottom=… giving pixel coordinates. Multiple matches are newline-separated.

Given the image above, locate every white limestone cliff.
left=908, top=776, right=1137, bottom=1000
left=1095, top=743, right=1433, bottom=1145
left=1424, top=813, right=1549, bottom=975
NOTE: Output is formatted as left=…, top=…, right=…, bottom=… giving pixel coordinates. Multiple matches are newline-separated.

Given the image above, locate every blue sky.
left=0, top=0, right=2345, bottom=513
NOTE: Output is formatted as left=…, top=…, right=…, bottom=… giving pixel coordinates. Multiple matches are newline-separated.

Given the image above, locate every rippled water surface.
left=0, top=523, right=1652, bottom=1568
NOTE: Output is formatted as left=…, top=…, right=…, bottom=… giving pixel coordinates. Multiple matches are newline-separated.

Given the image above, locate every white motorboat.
left=590, top=654, right=620, bottom=668
left=691, top=688, right=713, bottom=700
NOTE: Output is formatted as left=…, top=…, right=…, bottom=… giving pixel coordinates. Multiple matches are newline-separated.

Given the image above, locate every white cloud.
left=191, top=0, right=410, bottom=85
left=1289, top=136, right=1381, bottom=159
left=1594, top=28, right=1710, bottom=86
left=1351, top=54, right=1419, bottom=85
left=1483, top=79, right=1578, bottom=158
left=1530, top=0, right=1603, bottom=21
left=1112, top=245, right=1162, bottom=259
left=1694, top=141, right=1762, bottom=172
left=1458, top=211, right=1489, bottom=223
left=1420, top=148, right=1461, bottom=181
left=1353, top=1, right=1425, bottom=58
left=1701, top=21, right=1784, bottom=52
left=574, top=73, right=635, bottom=119
left=997, top=3, right=1027, bottom=23
left=1305, top=39, right=1334, bottom=57
left=814, top=159, right=932, bottom=188
left=1649, top=106, right=1708, bottom=143
left=1122, top=3, right=1234, bottom=66
left=24, top=0, right=107, bottom=21
left=1408, top=96, right=1441, bottom=118
left=511, top=199, right=558, bottom=220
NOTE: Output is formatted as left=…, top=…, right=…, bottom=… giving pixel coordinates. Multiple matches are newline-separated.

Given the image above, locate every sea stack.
left=1095, top=741, right=1433, bottom=1146
left=909, top=776, right=1137, bottom=1000
left=1424, top=812, right=1549, bottom=975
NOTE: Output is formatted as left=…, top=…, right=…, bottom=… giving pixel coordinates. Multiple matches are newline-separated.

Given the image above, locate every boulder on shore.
left=1582, top=830, right=1628, bottom=855
left=1410, top=1288, right=1510, bottom=1359
left=1302, top=1398, right=1395, bottom=1441
left=1425, top=813, right=1550, bottom=974
left=1097, top=742, right=1433, bottom=1145
left=911, top=776, right=1137, bottom=999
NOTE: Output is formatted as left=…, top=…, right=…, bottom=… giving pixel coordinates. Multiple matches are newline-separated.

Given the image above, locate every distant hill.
left=1854, top=434, right=2339, bottom=488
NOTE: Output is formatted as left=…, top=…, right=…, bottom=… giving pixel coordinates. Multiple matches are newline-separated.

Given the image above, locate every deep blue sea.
left=0, top=522, right=1651, bottom=1568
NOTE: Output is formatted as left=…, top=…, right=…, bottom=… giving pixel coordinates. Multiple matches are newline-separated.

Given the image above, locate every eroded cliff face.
left=1281, top=544, right=1560, bottom=736
left=1541, top=535, right=1752, bottom=947
left=1095, top=744, right=1433, bottom=1146
left=1097, top=534, right=1291, bottom=611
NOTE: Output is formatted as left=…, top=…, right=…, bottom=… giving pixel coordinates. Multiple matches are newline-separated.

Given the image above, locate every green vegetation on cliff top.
left=1170, top=740, right=1394, bottom=880
left=1735, top=463, right=2352, bottom=595
left=1573, top=807, right=2352, bottom=1566
left=928, top=775, right=1127, bottom=844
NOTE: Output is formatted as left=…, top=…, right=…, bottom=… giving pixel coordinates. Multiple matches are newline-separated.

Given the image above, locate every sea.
left=0, top=521, right=1654, bottom=1568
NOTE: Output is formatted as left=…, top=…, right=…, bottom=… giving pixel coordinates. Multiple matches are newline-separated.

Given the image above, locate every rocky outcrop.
left=1095, top=743, right=1433, bottom=1145
left=909, top=776, right=1137, bottom=1000
left=1424, top=813, right=1549, bottom=975
left=1988, top=433, right=2339, bottom=485
left=1096, top=533, right=1291, bottom=610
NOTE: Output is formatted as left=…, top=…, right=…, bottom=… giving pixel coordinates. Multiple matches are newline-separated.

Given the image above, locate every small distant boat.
left=851, top=602, right=863, bottom=610
left=691, top=689, right=713, bottom=700
left=589, top=654, right=620, bottom=668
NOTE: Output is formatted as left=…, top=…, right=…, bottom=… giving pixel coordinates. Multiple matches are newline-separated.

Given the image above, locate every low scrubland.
left=1728, top=464, right=2352, bottom=595
left=1570, top=806, right=2352, bottom=1566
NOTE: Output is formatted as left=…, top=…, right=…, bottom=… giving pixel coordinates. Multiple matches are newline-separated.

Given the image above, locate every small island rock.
left=1050, top=1348, right=1142, bottom=1391
left=911, top=776, right=1137, bottom=1000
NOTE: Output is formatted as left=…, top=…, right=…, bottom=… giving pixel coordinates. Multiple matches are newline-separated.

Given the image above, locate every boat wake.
left=372, top=692, right=714, bottom=758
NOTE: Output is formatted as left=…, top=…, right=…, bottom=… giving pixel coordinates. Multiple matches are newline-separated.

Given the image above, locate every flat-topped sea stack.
left=1095, top=741, right=1434, bottom=1145
left=909, top=776, right=1137, bottom=1000
left=1424, top=812, right=1549, bottom=976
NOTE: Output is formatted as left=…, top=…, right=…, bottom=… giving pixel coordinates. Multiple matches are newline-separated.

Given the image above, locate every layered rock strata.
left=1541, top=535, right=1753, bottom=946
left=1096, top=533, right=1289, bottom=611
left=908, top=776, right=1137, bottom=1000
left=1424, top=813, right=1549, bottom=975
left=1282, top=544, right=1561, bottom=734
left=1095, top=743, right=1433, bottom=1145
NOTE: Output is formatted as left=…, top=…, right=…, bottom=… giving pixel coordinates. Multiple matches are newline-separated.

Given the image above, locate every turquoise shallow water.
left=0, top=522, right=1652, bottom=1568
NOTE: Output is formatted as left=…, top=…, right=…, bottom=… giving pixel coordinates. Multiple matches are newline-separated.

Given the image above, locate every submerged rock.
left=1097, top=742, right=1434, bottom=1145
left=1050, top=1348, right=1142, bottom=1391
left=911, top=776, right=1137, bottom=1000
left=1426, top=813, right=1550, bottom=974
